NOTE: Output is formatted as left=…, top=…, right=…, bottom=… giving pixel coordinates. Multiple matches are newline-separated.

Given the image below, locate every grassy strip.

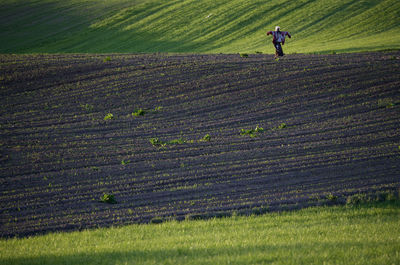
left=1, top=201, right=399, bottom=265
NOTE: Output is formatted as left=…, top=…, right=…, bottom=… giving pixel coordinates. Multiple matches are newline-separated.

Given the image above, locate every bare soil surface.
left=1, top=52, right=399, bottom=237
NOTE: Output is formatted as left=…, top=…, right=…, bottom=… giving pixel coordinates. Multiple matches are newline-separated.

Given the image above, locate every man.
left=267, top=26, right=291, bottom=59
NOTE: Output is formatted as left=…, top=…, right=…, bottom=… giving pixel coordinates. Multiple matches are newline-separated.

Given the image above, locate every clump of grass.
left=80, top=103, right=94, bottom=112
left=104, top=113, right=114, bottom=120
left=132, top=106, right=163, bottom=117
left=132, top=108, right=145, bottom=117
left=240, top=129, right=253, bottom=136
left=346, top=190, right=399, bottom=205
left=153, top=106, right=163, bottom=113
left=168, top=138, right=185, bottom=145
left=378, top=98, right=399, bottom=108
left=150, top=138, right=165, bottom=147
left=254, top=125, right=264, bottom=133
left=100, top=194, right=117, bottom=204
left=150, top=137, right=186, bottom=147
left=309, top=194, right=321, bottom=202
left=121, top=159, right=130, bottom=165
left=326, top=193, right=338, bottom=202
left=346, top=193, right=368, bottom=205
left=240, top=125, right=264, bottom=137
left=240, top=53, right=248, bottom=58
left=103, top=56, right=111, bottom=62
left=200, top=134, right=211, bottom=142
left=278, top=123, right=287, bottom=129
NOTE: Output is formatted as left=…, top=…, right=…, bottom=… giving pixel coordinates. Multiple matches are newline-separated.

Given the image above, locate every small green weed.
left=103, top=56, right=111, bottom=62
left=150, top=137, right=186, bottom=147
left=150, top=138, right=165, bottom=147
left=80, top=103, right=94, bottom=112
left=100, top=194, right=117, bottom=204
left=254, top=125, right=264, bottom=133
left=121, top=159, right=130, bottom=165
left=201, top=134, right=211, bottom=142
left=153, top=106, right=163, bottom=113
left=169, top=138, right=185, bottom=145
left=132, top=108, right=145, bottom=117
left=240, top=129, right=252, bottom=136
left=378, top=98, right=399, bottom=108
left=240, top=53, right=248, bottom=58
left=240, top=125, right=264, bottom=137
left=104, top=113, right=114, bottom=120
left=326, top=193, right=338, bottom=202
left=278, top=123, right=287, bottom=129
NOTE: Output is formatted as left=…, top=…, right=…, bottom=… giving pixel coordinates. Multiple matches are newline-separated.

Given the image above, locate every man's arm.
left=267, top=31, right=273, bottom=36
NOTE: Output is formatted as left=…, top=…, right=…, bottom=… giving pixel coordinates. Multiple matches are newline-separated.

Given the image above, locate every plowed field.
left=1, top=52, right=400, bottom=237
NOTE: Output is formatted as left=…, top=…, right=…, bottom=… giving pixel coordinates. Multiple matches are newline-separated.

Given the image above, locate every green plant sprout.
left=201, top=134, right=211, bottom=142
left=150, top=137, right=186, bottom=147
left=240, top=125, right=264, bottom=137
left=100, top=194, right=117, bottom=204
left=278, top=123, right=287, bottom=129
left=132, top=108, right=145, bottom=117
left=121, top=160, right=130, bottom=165
left=104, top=113, right=114, bottom=120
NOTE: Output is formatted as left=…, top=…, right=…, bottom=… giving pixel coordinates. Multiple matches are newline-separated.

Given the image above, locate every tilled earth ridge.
left=0, top=52, right=399, bottom=237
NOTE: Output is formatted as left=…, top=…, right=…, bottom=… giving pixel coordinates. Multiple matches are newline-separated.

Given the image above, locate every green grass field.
left=1, top=0, right=400, bottom=54
left=1, top=201, right=399, bottom=265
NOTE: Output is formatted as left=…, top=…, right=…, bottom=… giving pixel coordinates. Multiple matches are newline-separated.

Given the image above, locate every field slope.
left=1, top=0, right=400, bottom=53
left=1, top=52, right=400, bottom=237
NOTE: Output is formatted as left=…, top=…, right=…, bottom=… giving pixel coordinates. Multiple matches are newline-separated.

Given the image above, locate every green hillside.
left=1, top=0, right=399, bottom=54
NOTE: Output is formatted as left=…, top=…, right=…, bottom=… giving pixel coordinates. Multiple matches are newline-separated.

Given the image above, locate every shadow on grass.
left=1, top=246, right=276, bottom=265
left=1, top=241, right=394, bottom=265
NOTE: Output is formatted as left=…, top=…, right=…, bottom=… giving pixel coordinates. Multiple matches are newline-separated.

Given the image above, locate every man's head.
left=275, top=26, right=280, bottom=31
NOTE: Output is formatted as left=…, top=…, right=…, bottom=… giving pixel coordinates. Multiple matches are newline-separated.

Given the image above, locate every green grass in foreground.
left=1, top=0, right=399, bottom=53
left=1, top=201, right=399, bottom=265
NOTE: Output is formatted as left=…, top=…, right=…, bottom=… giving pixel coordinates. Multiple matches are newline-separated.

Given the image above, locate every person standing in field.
left=267, top=26, right=291, bottom=59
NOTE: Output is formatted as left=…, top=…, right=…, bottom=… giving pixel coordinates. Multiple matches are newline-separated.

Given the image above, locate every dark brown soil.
left=1, top=52, right=399, bottom=237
